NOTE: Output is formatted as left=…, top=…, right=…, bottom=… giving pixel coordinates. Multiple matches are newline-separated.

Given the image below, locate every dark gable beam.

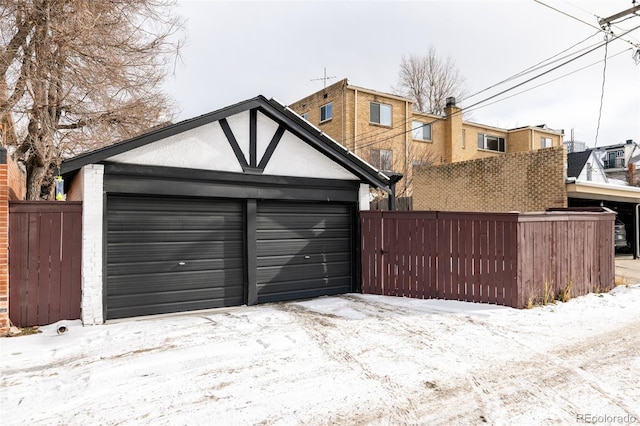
left=219, top=118, right=249, bottom=169
left=258, top=125, right=286, bottom=170
left=60, top=95, right=390, bottom=193
left=250, top=109, right=257, bottom=167
left=256, top=101, right=391, bottom=192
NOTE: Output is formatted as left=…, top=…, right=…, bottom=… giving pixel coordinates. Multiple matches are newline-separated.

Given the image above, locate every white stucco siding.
left=577, top=152, right=608, bottom=184
left=107, top=121, right=243, bottom=173
left=256, top=111, right=279, bottom=163
left=79, top=164, right=104, bottom=325
left=359, top=183, right=371, bottom=211
left=226, top=111, right=250, bottom=165
left=264, top=131, right=359, bottom=180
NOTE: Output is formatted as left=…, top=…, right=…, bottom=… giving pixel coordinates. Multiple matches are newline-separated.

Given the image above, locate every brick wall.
left=79, top=164, right=104, bottom=325
left=0, top=149, right=27, bottom=333
left=413, top=145, right=568, bottom=212
left=0, top=150, right=8, bottom=333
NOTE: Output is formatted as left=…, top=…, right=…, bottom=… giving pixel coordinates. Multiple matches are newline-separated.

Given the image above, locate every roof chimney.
left=446, top=97, right=456, bottom=108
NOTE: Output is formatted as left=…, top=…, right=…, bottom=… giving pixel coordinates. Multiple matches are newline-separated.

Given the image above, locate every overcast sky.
left=163, top=0, right=640, bottom=148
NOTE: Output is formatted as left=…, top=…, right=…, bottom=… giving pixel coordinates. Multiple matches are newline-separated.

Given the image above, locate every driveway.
left=1, top=286, right=639, bottom=425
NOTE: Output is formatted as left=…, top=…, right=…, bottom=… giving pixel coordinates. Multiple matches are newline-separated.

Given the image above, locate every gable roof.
left=61, top=95, right=391, bottom=191
left=567, top=149, right=593, bottom=178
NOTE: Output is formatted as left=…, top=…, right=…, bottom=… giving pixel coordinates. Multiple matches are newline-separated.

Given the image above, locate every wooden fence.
left=361, top=210, right=615, bottom=308
left=9, top=202, right=82, bottom=327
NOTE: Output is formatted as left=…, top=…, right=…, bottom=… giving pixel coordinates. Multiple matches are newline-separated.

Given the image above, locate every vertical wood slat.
left=360, top=210, right=614, bottom=309
left=9, top=202, right=82, bottom=327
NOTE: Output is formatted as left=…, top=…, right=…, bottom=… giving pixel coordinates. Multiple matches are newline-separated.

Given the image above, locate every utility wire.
left=345, top=34, right=600, bottom=146
left=463, top=31, right=601, bottom=102
left=534, top=0, right=640, bottom=48
left=354, top=23, right=639, bottom=149
left=351, top=21, right=639, bottom=152
left=594, top=36, right=609, bottom=147
left=463, top=48, right=631, bottom=117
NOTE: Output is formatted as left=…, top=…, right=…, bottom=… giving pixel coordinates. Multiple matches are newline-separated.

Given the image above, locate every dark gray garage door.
left=106, top=195, right=244, bottom=319
left=256, top=202, right=353, bottom=303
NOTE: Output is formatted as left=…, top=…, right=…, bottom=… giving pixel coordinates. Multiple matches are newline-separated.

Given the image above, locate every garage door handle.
left=178, top=261, right=186, bottom=266
left=304, top=255, right=311, bottom=259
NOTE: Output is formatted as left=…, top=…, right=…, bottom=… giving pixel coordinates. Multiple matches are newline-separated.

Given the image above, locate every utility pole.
left=598, top=3, right=640, bottom=28
left=311, top=67, right=336, bottom=89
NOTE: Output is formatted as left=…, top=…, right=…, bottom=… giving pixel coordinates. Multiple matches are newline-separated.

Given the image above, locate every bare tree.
left=394, top=47, right=467, bottom=116
left=1, top=0, right=184, bottom=199
left=364, top=133, right=439, bottom=210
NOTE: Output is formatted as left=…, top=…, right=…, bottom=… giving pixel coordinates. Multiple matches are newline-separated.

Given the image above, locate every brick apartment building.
left=289, top=78, right=564, bottom=198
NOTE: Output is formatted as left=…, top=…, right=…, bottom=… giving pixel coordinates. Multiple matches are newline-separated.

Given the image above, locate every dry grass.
left=558, top=280, right=573, bottom=303
left=542, top=279, right=556, bottom=305
left=2, top=326, right=41, bottom=338
left=614, top=275, right=629, bottom=287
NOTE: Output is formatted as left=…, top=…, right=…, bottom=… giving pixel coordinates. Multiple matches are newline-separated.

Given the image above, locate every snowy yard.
left=1, top=286, right=639, bottom=425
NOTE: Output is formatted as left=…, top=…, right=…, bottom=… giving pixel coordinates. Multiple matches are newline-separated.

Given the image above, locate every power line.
left=594, top=36, right=609, bottom=147
left=461, top=24, right=640, bottom=112
left=354, top=24, right=638, bottom=149
left=462, top=31, right=602, bottom=102
left=534, top=0, right=640, bottom=49
left=463, top=48, right=631, bottom=117
left=351, top=21, right=639, bottom=152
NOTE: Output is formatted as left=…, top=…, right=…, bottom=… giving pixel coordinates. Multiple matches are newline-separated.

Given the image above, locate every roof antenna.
left=311, top=67, right=336, bottom=89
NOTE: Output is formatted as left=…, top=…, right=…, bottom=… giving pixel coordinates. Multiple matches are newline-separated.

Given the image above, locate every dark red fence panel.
left=9, top=202, right=82, bottom=327
left=360, top=210, right=613, bottom=309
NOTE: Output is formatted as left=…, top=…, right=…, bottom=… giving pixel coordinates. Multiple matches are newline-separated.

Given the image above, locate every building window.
left=320, top=103, right=332, bottom=122
left=370, top=149, right=393, bottom=171
left=461, top=128, right=466, bottom=148
left=301, top=112, right=309, bottom=121
left=477, top=133, right=505, bottom=152
left=605, top=150, right=625, bottom=168
left=541, top=137, right=552, bottom=148
left=412, top=121, right=432, bottom=141
left=370, top=102, right=392, bottom=126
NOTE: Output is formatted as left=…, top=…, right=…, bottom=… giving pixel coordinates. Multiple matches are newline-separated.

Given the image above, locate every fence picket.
left=9, top=202, right=83, bottom=327
left=360, top=210, right=613, bottom=309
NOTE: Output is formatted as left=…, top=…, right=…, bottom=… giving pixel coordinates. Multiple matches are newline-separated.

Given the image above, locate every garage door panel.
left=257, top=239, right=350, bottom=257
left=109, top=215, right=242, bottom=232
left=109, top=229, right=243, bottom=243
left=256, top=201, right=353, bottom=304
left=257, top=279, right=351, bottom=304
left=257, top=215, right=349, bottom=230
left=108, top=285, right=244, bottom=308
left=257, top=229, right=349, bottom=240
left=108, top=241, right=244, bottom=263
left=108, top=258, right=244, bottom=275
left=256, top=252, right=348, bottom=268
left=108, top=196, right=242, bottom=212
left=257, top=261, right=351, bottom=283
left=106, top=195, right=245, bottom=320
left=106, top=296, right=242, bottom=319
left=107, top=269, right=244, bottom=294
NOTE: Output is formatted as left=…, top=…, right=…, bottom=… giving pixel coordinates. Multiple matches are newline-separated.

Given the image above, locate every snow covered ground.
left=2, top=285, right=639, bottom=425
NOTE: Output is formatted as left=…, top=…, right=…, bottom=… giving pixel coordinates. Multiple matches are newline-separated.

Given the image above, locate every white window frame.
left=541, top=137, right=552, bottom=148
left=477, top=133, right=506, bottom=152
left=320, top=103, right=332, bottom=122
left=370, top=102, right=392, bottom=126
left=412, top=121, right=432, bottom=141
